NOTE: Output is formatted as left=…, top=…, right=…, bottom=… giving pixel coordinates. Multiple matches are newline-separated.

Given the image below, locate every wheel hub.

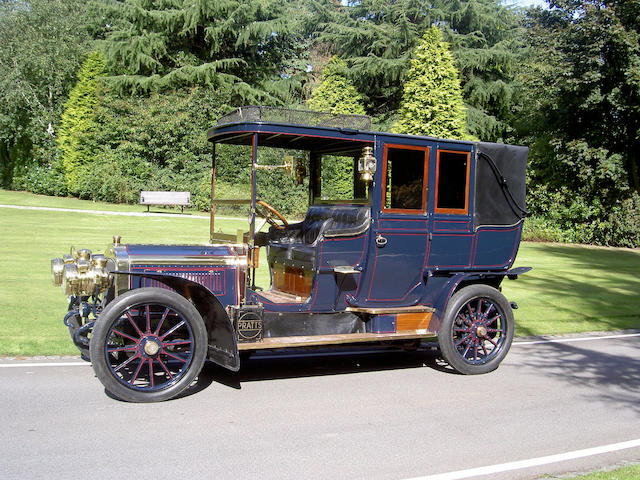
left=143, top=338, right=160, bottom=356
left=475, top=325, right=487, bottom=338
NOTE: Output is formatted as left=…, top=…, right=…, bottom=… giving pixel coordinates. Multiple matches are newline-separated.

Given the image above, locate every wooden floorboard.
left=238, top=331, right=437, bottom=350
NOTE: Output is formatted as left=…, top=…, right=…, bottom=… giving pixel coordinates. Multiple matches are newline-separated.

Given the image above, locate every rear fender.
left=113, top=272, right=239, bottom=372
left=428, top=266, right=532, bottom=333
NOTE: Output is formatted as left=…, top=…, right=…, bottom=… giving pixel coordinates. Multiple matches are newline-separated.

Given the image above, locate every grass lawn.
left=1, top=189, right=639, bottom=356
left=542, top=464, right=640, bottom=479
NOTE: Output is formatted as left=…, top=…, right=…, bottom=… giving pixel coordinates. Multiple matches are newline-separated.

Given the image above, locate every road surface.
left=1, top=333, right=638, bottom=480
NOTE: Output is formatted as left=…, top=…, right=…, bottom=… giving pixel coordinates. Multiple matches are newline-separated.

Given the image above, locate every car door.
left=355, top=142, right=430, bottom=306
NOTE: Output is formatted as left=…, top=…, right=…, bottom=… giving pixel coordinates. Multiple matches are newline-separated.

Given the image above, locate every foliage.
left=307, top=56, right=365, bottom=201
left=520, top=0, right=640, bottom=247
left=57, top=52, right=106, bottom=193
left=307, top=57, right=366, bottom=115
left=312, top=0, right=523, bottom=141
left=394, top=27, right=468, bottom=139
left=0, top=0, right=94, bottom=187
left=101, top=0, right=308, bottom=103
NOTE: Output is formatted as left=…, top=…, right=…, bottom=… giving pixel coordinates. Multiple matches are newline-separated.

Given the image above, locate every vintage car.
left=51, top=106, right=530, bottom=402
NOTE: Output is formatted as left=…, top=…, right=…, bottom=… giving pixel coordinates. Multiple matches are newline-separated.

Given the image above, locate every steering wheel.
left=256, top=200, right=289, bottom=230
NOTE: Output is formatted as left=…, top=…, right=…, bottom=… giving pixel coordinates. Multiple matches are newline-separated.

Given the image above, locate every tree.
left=307, top=56, right=366, bottom=199
left=0, top=0, right=94, bottom=187
left=101, top=0, right=307, bottom=103
left=519, top=0, right=640, bottom=246
left=312, top=0, right=523, bottom=139
left=307, top=57, right=366, bottom=115
left=57, top=52, right=106, bottom=193
left=393, top=27, right=468, bottom=139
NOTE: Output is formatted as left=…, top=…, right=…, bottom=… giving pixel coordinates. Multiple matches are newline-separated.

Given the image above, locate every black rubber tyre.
left=90, top=288, right=208, bottom=402
left=438, top=284, right=514, bottom=375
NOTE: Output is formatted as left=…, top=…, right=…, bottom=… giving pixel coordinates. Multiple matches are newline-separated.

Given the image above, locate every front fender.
left=113, top=272, right=240, bottom=372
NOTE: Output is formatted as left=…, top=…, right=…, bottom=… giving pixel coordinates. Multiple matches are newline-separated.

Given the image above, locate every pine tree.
left=393, top=27, right=467, bottom=139
left=102, top=0, right=306, bottom=103
left=307, top=56, right=365, bottom=198
left=307, top=57, right=366, bottom=115
left=57, top=51, right=105, bottom=193
left=312, top=0, right=523, bottom=140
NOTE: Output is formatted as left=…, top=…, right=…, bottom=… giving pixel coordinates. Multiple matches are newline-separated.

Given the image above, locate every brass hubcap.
left=144, top=340, right=160, bottom=356
left=476, top=325, right=487, bottom=338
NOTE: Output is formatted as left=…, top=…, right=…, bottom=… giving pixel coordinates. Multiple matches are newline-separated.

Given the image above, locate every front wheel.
left=438, top=284, right=514, bottom=375
left=89, top=288, right=208, bottom=402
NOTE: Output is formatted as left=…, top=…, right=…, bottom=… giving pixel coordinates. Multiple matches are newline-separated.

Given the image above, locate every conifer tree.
left=307, top=57, right=365, bottom=115
left=393, top=27, right=467, bottom=139
left=57, top=51, right=105, bottom=193
left=307, top=56, right=365, bottom=198
left=102, top=0, right=305, bottom=103
left=312, top=0, right=522, bottom=140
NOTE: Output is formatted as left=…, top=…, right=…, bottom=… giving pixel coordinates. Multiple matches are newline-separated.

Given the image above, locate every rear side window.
left=382, top=144, right=429, bottom=213
left=435, top=150, right=470, bottom=214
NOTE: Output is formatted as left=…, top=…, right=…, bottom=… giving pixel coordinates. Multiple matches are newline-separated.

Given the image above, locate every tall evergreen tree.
left=58, top=52, right=105, bottom=193
left=307, top=56, right=366, bottom=198
left=307, top=57, right=366, bottom=115
left=102, top=0, right=306, bottom=103
left=394, top=27, right=468, bottom=139
left=312, top=0, right=523, bottom=140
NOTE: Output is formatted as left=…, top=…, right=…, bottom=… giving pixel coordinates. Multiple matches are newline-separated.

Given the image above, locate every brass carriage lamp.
left=358, top=146, right=376, bottom=182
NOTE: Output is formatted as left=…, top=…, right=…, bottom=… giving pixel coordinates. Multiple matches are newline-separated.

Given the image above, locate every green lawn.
left=542, top=465, right=640, bottom=479
left=1, top=189, right=639, bottom=356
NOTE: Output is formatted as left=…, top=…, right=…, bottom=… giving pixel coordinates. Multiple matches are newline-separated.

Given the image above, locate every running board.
left=238, top=331, right=437, bottom=351
left=345, top=305, right=435, bottom=314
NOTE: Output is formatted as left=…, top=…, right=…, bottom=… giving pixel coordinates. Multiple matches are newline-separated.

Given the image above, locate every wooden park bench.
left=139, top=191, right=191, bottom=213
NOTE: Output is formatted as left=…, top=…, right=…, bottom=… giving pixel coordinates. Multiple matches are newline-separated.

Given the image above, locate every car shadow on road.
left=198, top=344, right=456, bottom=391
left=516, top=339, right=640, bottom=412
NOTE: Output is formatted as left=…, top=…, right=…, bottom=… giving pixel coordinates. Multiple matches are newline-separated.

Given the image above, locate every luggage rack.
left=216, top=105, right=372, bottom=131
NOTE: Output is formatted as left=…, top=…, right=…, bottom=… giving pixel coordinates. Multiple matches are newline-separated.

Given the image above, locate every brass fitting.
left=51, top=247, right=113, bottom=296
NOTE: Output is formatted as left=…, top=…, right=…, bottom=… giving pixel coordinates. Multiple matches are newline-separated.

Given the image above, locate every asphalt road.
left=1, top=334, right=638, bottom=480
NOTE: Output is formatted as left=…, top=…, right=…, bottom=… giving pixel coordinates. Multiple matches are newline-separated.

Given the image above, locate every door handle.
left=376, top=234, right=387, bottom=247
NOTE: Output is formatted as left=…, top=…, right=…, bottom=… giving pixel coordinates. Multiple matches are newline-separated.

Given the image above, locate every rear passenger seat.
left=267, top=205, right=370, bottom=269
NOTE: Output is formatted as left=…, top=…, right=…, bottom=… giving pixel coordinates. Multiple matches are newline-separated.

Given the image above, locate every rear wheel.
left=438, top=284, right=514, bottom=374
left=90, top=288, right=208, bottom=402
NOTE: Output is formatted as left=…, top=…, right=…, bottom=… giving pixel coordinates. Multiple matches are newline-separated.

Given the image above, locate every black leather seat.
left=267, top=205, right=370, bottom=269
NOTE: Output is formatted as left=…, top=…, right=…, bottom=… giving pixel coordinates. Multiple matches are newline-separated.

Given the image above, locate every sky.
left=506, top=0, right=549, bottom=8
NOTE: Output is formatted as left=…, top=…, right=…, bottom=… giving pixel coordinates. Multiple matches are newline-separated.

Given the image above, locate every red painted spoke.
left=107, top=346, right=137, bottom=354
left=486, top=327, right=503, bottom=334
left=474, top=344, right=479, bottom=361
left=453, top=327, right=470, bottom=333
left=159, top=320, right=186, bottom=340
left=486, top=337, right=498, bottom=347
left=114, top=353, right=141, bottom=372
left=148, top=359, right=154, bottom=388
left=112, top=328, right=139, bottom=343
left=466, top=303, right=474, bottom=318
left=477, top=299, right=483, bottom=315
left=462, top=342, right=472, bottom=359
left=162, top=340, right=192, bottom=347
left=485, top=314, right=502, bottom=326
left=162, top=350, right=188, bottom=363
left=146, top=304, right=151, bottom=334
left=131, top=357, right=145, bottom=384
left=156, top=357, right=174, bottom=379
left=484, top=303, right=495, bottom=318
left=481, top=342, right=488, bottom=356
left=455, top=334, right=471, bottom=347
left=125, top=311, right=144, bottom=338
left=154, top=308, right=170, bottom=336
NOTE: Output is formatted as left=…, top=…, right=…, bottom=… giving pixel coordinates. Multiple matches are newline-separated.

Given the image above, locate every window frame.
left=434, top=149, right=471, bottom=215
left=381, top=143, right=430, bottom=214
